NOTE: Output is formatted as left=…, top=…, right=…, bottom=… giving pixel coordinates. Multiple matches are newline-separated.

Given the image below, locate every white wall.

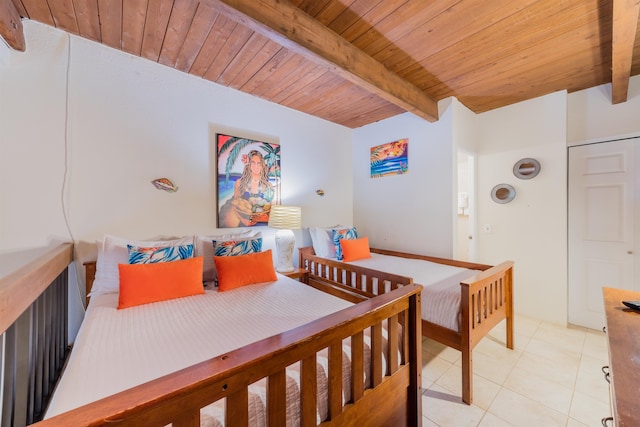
left=0, top=21, right=353, bottom=259
left=0, top=24, right=71, bottom=252
left=352, top=102, right=455, bottom=258
left=476, top=92, right=568, bottom=324
left=0, top=40, right=10, bottom=66
left=451, top=98, right=479, bottom=154
left=568, top=76, right=640, bottom=144
left=352, top=91, right=571, bottom=325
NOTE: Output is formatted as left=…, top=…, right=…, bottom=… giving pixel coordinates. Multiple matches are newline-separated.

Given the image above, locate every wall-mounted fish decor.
left=151, top=178, right=178, bottom=192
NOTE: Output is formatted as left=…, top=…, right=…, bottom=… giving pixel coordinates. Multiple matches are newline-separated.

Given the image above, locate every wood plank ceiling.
left=4, top=0, right=640, bottom=128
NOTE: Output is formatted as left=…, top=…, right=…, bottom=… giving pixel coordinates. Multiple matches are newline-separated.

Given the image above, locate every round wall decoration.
left=513, top=158, right=541, bottom=179
left=491, top=184, right=516, bottom=204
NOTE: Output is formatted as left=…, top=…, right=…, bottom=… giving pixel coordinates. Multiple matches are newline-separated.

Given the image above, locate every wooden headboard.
left=83, top=261, right=96, bottom=307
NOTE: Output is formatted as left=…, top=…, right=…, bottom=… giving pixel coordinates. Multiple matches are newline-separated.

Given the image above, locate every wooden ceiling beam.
left=204, top=0, right=439, bottom=122
left=0, top=0, right=25, bottom=51
left=611, top=0, right=640, bottom=104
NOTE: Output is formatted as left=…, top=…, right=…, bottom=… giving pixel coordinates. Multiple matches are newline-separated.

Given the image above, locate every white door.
left=568, top=139, right=639, bottom=329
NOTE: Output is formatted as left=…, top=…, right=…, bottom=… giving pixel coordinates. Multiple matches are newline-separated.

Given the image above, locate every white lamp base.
left=274, top=229, right=295, bottom=273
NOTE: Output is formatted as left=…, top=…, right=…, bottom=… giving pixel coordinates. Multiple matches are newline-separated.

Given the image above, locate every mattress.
left=346, top=253, right=479, bottom=331
left=45, top=275, right=389, bottom=426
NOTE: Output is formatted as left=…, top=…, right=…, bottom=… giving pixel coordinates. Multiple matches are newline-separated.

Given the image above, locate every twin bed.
left=298, top=245, right=514, bottom=405
left=25, top=230, right=513, bottom=426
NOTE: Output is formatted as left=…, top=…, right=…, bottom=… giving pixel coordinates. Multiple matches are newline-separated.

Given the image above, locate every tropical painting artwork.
left=216, top=134, right=281, bottom=228
left=370, top=138, right=409, bottom=178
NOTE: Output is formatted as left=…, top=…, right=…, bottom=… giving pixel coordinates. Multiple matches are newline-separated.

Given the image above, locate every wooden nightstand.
left=280, top=267, right=309, bottom=283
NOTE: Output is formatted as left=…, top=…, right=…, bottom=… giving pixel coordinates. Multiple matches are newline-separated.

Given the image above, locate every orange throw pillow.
left=340, top=237, right=372, bottom=262
left=118, top=257, right=204, bottom=309
left=214, top=250, right=277, bottom=291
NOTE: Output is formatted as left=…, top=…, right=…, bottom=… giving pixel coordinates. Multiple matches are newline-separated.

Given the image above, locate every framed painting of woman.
left=216, top=133, right=281, bottom=228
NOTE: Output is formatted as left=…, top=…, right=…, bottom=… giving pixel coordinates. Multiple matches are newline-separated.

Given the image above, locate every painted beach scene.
left=370, top=138, right=408, bottom=178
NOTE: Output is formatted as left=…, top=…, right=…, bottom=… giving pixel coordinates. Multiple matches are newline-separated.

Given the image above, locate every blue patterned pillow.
left=332, top=227, right=358, bottom=260
left=213, top=237, right=262, bottom=257
left=127, top=244, right=194, bottom=264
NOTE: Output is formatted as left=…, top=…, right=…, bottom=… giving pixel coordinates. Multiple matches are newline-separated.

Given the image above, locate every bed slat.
left=300, top=355, right=317, bottom=427
left=366, top=276, right=374, bottom=294
left=327, top=343, right=343, bottom=420
left=350, top=331, right=364, bottom=403
left=401, top=308, right=409, bottom=366
left=267, top=370, right=287, bottom=426
left=371, top=323, right=383, bottom=387
left=388, top=315, right=399, bottom=375
left=226, top=388, right=249, bottom=426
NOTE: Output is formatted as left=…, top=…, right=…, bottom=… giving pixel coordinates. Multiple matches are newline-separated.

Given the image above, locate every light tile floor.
left=421, top=315, right=611, bottom=427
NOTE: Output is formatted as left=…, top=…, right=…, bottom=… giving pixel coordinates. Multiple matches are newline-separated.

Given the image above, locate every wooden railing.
left=0, top=243, right=74, bottom=426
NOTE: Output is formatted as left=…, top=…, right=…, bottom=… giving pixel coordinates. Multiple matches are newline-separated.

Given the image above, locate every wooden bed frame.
left=299, top=246, right=514, bottom=405
left=28, top=258, right=424, bottom=427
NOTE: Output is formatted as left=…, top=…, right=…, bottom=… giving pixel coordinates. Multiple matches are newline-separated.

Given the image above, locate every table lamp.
left=268, top=205, right=301, bottom=273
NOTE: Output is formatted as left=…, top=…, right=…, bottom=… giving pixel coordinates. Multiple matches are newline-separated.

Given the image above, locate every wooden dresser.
left=602, top=287, right=640, bottom=426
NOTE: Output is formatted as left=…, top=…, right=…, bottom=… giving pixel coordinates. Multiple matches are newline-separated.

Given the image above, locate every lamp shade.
left=268, top=206, right=301, bottom=230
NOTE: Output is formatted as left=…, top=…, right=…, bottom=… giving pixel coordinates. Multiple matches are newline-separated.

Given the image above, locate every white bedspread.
left=45, top=275, right=359, bottom=425
left=347, top=253, right=479, bottom=331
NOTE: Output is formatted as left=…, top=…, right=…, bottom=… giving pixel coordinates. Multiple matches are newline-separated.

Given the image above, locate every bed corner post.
left=460, top=283, right=473, bottom=405
left=83, top=261, right=96, bottom=308
left=505, top=262, right=515, bottom=350
left=408, top=289, right=422, bottom=426
left=298, top=246, right=312, bottom=272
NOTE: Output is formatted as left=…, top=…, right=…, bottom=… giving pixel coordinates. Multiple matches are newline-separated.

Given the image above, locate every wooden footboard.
left=455, top=260, right=514, bottom=404
left=28, top=276, right=423, bottom=426
left=300, top=247, right=414, bottom=303
left=299, top=246, right=514, bottom=405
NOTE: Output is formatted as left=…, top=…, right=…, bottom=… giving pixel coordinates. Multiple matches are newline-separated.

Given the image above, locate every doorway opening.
left=456, top=150, right=476, bottom=261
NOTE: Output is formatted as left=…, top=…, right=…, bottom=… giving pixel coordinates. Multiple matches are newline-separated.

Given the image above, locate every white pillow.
left=91, top=234, right=195, bottom=296
left=308, top=227, right=321, bottom=255
left=309, top=225, right=344, bottom=258
left=194, top=230, right=259, bottom=283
